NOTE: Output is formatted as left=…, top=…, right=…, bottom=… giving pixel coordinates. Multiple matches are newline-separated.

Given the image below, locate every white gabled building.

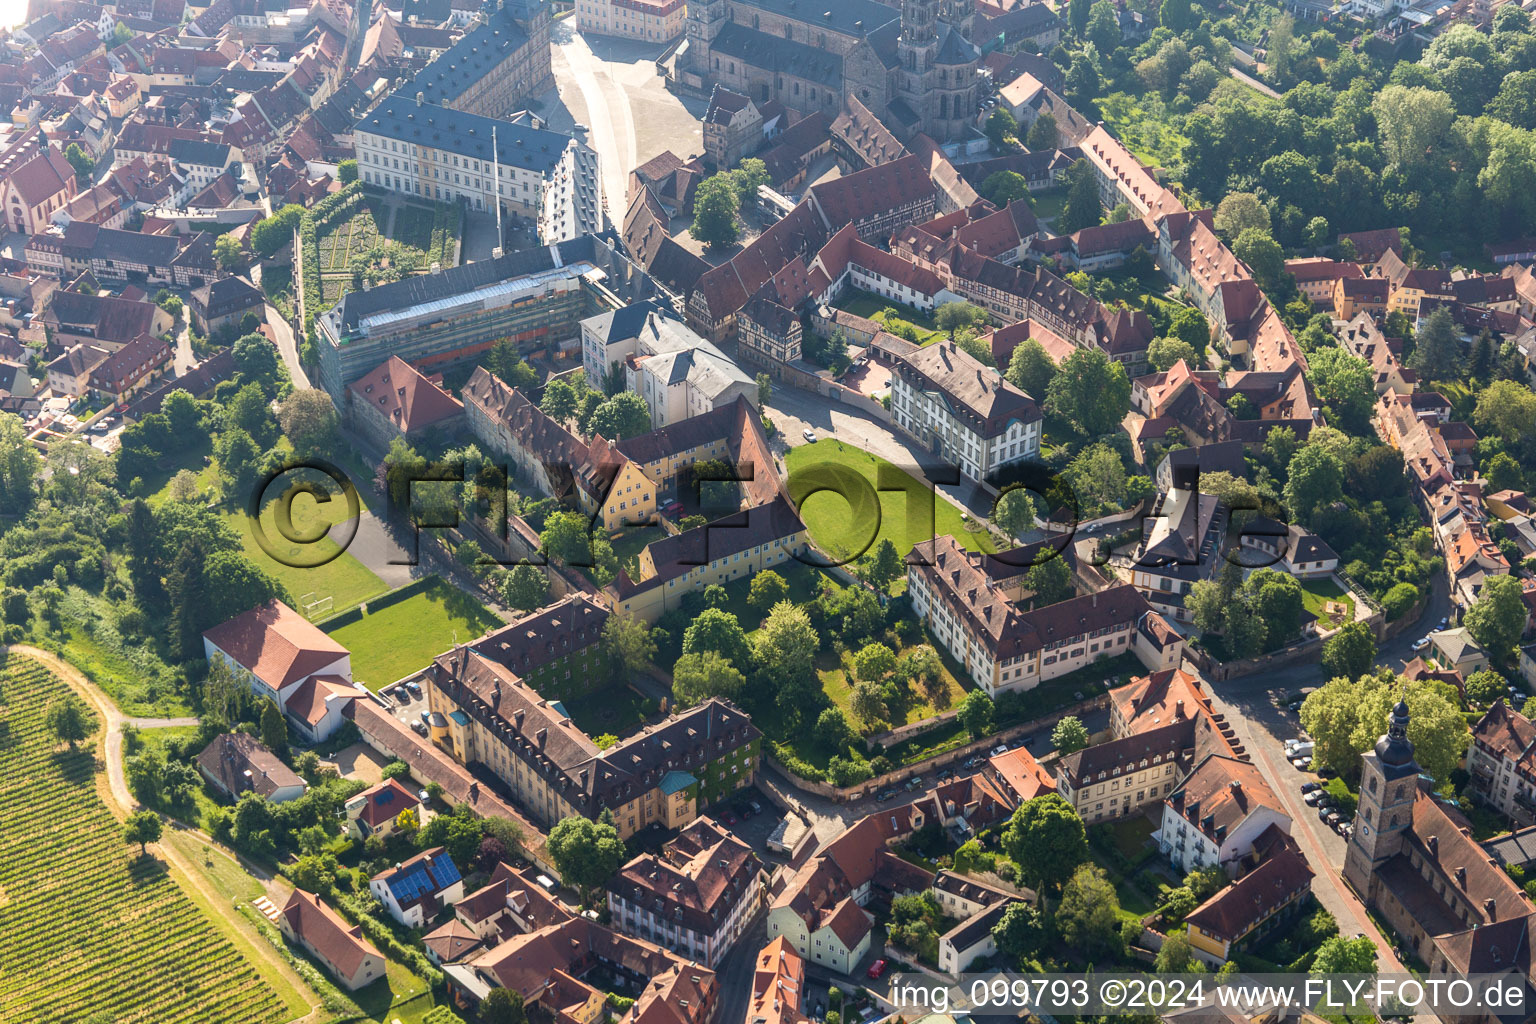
left=201, top=599, right=360, bottom=739
left=1156, top=755, right=1292, bottom=875
left=888, top=340, right=1041, bottom=484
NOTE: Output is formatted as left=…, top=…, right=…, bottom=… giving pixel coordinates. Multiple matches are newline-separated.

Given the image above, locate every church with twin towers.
left=678, top=0, right=982, bottom=142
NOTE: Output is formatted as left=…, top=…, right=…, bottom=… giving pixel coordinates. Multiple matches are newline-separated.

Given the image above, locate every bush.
left=1382, top=581, right=1419, bottom=620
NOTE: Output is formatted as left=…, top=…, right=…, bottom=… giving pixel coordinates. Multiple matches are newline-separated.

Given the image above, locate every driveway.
left=1204, top=679, right=1405, bottom=971
left=262, top=303, right=310, bottom=388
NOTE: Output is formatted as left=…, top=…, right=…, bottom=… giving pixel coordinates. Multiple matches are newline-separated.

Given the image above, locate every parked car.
left=1300, top=781, right=1321, bottom=793
left=1318, top=767, right=1338, bottom=779
left=802, top=428, right=817, bottom=442
left=992, top=745, right=1007, bottom=756
left=1304, top=791, right=1322, bottom=806
left=419, top=710, right=431, bottom=724
left=1318, top=806, right=1332, bottom=821
left=405, top=681, right=422, bottom=697
left=411, top=719, right=428, bottom=735
left=1412, top=637, right=1430, bottom=651
left=1288, top=700, right=1302, bottom=711
left=749, top=799, right=763, bottom=815
left=1292, top=758, right=1311, bottom=770
left=1326, top=811, right=1343, bottom=827
left=1334, top=819, right=1352, bottom=836
left=867, top=959, right=889, bottom=980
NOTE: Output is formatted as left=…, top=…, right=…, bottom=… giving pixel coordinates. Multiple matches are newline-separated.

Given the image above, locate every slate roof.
left=710, top=22, right=842, bottom=89
left=407, top=8, right=529, bottom=104
left=358, top=95, right=574, bottom=174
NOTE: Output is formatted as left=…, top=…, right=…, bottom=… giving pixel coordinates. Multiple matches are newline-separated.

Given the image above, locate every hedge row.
left=331, top=892, right=444, bottom=988
left=314, top=575, right=443, bottom=631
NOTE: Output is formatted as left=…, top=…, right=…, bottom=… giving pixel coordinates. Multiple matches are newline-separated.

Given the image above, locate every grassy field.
left=832, top=290, right=946, bottom=345
left=326, top=577, right=502, bottom=689
left=821, top=648, right=967, bottom=730
left=786, top=439, right=998, bottom=563
left=226, top=473, right=390, bottom=617
left=1301, top=577, right=1356, bottom=631
left=0, top=654, right=296, bottom=1024
left=560, top=683, right=657, bottom=741
left=1096, top=91, right=1191, bottom=171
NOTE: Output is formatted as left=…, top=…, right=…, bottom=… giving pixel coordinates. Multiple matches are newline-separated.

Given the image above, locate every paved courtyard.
left=543, top=23, right=707, bottom=226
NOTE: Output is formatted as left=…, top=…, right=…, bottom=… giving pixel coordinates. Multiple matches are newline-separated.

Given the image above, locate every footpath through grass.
left=0, top=654, right=298, bottom=1024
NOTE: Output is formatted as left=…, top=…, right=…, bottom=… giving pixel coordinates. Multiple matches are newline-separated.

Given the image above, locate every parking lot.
left=381, top=677, right=435, bottom=738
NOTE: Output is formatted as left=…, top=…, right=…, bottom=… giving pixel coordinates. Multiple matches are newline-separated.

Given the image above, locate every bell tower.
left=1343, top=698, right=1421, bottom=894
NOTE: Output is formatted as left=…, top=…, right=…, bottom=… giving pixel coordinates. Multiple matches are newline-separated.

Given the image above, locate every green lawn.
left=611, top=525, right=667, bottom=580
left=1030, top=189, right=1068, bottom=226
left=832, top=289, right=946, bottom=345
left=559, top=683, right=657, bottom=742
left=226, top=474, right=390, bottom=617
left=325, top=578, right=502, bottom=689
left=786, top=439, right=998, bottom=564
left=1300, top=578, right=1355, bottom=631
left=702, top=559, right=830, bottom=635
left=821, top=647, right=967, bottom=730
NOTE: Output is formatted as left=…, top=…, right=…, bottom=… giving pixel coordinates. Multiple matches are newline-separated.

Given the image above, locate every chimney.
left=513, top=708, right=524, bottom=727
left=1428, top=835, right=1438, bottom=857
left=536, top=727, right=548, bottom=747
left=1175, top=699, right=1185, bottom=719
left=1456, top=866, right=1467, bottom=887
left=416, top=90, right=424, bottom=107
left=1485, top=898, right=1498, bottom=920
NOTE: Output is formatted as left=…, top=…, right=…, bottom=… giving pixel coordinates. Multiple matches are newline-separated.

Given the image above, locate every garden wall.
left=768, top=693, right=1111, bottom=803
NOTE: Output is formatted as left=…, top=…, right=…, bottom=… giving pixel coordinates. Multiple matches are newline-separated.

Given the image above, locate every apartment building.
left=889, top=341, right=1041, bottom=484
left=577, top=0, right=687, bottom=41
left=606, top=817, right=764, bottom=965
left=1466, top=700, right=1536, bottom=828
left=1156, top=755, right=1291, bottom=874
left=354, top=95, right=601, bottom=243
left=425, top=646, right=760, bottom=839
left=907, top=540, right=1184, bottom=697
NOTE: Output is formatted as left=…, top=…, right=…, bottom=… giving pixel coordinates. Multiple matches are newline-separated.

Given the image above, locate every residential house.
left=767, top=802, right=937, bottom=974
left=87, top=332, right=171, bottom=405
left=606, top=817, right=765, bottom=966
left=1428, top=627, right=1490, bottom=676
left=1055, top=704, right=1241, bottom=826
left=196, top=732, right=308, bottom=803
left=1127, top=470, right=1228, bottom=625
left=746, top=937, right=811, bottom=1024
left=1238, top=519, right=1340, bottom=579
left=584, top=305, right=756, bottom=429
left=370, top=847, right=466, bottom=928
left=1333, top=277, right=1389, bottom=320
left=1286, top=257, right=1362, bottom=306
left=701, top=87, right=767, bottom=170
left=279, top=889, right=387, bottom=990
left=345, top=777, right=426, bottom=839
left=1184, top=830, right=1314, bottom=965
left=190, top=276, right=265, bottom=334
left=1156, top=755, right=1292, bottom=874
left=1467, top=701, right=1536, bottom=828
